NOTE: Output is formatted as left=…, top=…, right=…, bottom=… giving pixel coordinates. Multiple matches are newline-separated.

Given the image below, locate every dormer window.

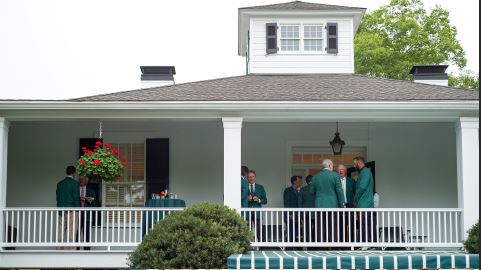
left=276, top=23, right=327, bottom=54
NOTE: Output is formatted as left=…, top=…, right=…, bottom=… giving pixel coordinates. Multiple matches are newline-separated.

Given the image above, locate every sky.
left=0, top=0, right=478, bottom=100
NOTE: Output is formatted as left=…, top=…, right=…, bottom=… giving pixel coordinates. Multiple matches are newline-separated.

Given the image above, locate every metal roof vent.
left=410, top=65, right=449, bottom=86
left=140, top=66, right=176, bottom=88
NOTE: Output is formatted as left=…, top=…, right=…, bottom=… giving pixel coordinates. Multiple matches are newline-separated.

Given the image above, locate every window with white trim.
left=303, top=25, right=323, bottom=52
left=280, top=25, right=300, bottom=51
left=104, top=143, right=145, bottom=207
left=279, top=23, right=325, bottom=53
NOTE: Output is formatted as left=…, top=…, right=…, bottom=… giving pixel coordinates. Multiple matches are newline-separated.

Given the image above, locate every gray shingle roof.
left=239, top=1, right=366, bottom=11
left=71, top=74, right=479, bottom=102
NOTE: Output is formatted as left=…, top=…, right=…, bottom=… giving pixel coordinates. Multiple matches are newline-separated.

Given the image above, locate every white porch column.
left=0, top=118, right=9, bottom=249
left=222, top=117, right=243, bottom=211
left=0, top=118, right=9, bottom=208
left=455, top=117, right=479, bottom=238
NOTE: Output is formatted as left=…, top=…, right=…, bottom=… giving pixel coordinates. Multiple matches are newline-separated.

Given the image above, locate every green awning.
left=228, top=251, right=479, bottom=269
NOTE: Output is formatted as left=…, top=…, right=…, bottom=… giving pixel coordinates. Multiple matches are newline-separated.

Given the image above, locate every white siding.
left=249, top=17, right=355, bottom=74
left=7, top=121, right=457, bottom=209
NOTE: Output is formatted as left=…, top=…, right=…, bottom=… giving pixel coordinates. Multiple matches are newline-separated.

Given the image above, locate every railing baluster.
left=443, top=211, right=447, bottom=244
left=438, top=211, right=441, bottom=244
left=455, top=211, right=459, bottom=243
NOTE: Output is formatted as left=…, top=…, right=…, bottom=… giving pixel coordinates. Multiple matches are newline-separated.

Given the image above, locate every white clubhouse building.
left=0, top=1, right=478, bottom=269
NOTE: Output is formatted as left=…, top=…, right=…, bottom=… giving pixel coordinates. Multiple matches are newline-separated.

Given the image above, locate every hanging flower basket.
left=76, top=141, right=128, bottom=182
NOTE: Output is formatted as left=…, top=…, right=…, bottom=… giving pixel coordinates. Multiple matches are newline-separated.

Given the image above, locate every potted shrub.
left=129, top=203, right=251, bottom=269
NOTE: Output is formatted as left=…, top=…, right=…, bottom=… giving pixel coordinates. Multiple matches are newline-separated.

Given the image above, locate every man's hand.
left=248, top=195, right=253, bottom=201
left=253, top=196, right=260, bottom=203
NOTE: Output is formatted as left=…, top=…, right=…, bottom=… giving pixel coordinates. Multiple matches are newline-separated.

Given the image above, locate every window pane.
left=280, top=25, right=299, bottom=38
left=304, top=39, right=322, bottom=51
left=280, top=39, right=299, bottom=51
left=304, top=25, right=322, bottom=39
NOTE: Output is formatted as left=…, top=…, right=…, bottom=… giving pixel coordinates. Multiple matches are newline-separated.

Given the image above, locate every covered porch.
left=0, top=102, right=478, bottom=268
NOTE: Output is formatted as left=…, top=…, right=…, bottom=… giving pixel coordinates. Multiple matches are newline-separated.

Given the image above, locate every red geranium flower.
left=87, top=151, right=93, bottom=155
left=104, top=143, right=111, bottom=149
left=94, top=145, right=100, bottom=149
left=95, top=141, right=102, bottom=145
left=93, top=160, right=101, bottom=166
left=79, top=160, right=85, bottom=165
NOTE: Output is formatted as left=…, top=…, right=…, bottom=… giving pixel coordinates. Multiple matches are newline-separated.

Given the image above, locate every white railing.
left=241, top=208, right=463, bottom=249
left=1, top=207, right=183, bottom=250
left=1, top=208, right=463, bottom=250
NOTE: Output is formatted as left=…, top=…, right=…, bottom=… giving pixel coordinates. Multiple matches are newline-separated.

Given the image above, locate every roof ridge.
left=239, top=1, right=366, bottom=10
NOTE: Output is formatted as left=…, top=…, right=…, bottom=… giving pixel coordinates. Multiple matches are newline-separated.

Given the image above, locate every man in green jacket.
left=283, top=176, right=302, bottom=243
left=352, top=156, right=375, bottom=243
left=310, top=159, right=346, bottom=242
left=300, top=175, right=315, bottom=242
left=241, top=166, right=250, bottom=209
left=246, top=170, right=267, bottom=241
left=56, top=166, right=80, bottom=250
left=78, top=175, right=97, bottom=250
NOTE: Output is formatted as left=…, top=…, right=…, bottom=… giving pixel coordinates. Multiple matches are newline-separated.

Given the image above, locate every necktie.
left=81, top=187, right=85, bottom=207
left=250, top=184, right=254, bottom=193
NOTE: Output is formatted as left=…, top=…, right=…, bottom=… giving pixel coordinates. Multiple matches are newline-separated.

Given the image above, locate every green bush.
left=463, top=220, right=479, bottom=253
left=128, top=203, right=251, bottom=269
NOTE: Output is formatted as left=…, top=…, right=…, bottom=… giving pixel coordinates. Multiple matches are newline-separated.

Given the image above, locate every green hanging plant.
left=76, top=141, right=128, bottom=182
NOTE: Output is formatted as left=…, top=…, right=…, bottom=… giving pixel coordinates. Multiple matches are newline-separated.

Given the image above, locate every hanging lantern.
left=329, top=122, right=345, bottom=155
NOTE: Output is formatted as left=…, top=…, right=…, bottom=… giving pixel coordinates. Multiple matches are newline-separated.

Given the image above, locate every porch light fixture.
left=329, top=122, right=345, bottom=155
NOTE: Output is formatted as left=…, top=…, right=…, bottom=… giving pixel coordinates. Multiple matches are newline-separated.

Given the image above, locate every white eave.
left=0, top=100, right=478, bottom=122
left=238, top=9, right=366, bottom=56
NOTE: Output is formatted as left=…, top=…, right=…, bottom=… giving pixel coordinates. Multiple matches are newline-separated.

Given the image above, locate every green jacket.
left=283, top=186, right=301, bottom=208
left=300, top=184, right=315, bottom=208
left=310, top=169, right=345, bottom=208
left=247, top=183, right=267, bottom=208
left=354, top=167, right=374, bottom=208
left=344, top=177, right=356, bottom=206
left=56, top=177, right=80, bottom=207
left=241, top=177, right=249, bottom=208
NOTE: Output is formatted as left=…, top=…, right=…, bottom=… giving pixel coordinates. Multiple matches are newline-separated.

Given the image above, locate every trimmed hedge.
left=463, top=220, right=479, bottom=253
left=128, top=203, right=251, bottom=269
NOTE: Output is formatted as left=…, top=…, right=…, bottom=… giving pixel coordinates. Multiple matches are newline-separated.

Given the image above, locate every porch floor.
left=228, top=250, right=479, bottom=270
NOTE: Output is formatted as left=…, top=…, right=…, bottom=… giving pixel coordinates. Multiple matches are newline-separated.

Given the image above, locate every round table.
left=144, top=198, right=186, bottom=208
left=142, top=198, right=186, bottom=236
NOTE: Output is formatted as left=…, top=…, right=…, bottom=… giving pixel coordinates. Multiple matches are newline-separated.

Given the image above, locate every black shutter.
left=266, top=23, right=278, bottom=54
left=146, top=138, right=169, bottom=197
left=326, top=22, right=338, bottom=54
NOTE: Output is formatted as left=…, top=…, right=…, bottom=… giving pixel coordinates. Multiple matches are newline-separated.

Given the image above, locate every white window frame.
left=277, top=22, right=327, bottom=55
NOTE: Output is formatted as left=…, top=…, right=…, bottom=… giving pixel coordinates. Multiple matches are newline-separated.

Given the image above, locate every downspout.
left=246, top=30, right=250, bottom=75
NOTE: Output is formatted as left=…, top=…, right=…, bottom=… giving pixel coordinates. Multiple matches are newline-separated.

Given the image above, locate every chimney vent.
left=410, top=65, right=449, bottom=86
left=140, top=66, right=176, bottom=88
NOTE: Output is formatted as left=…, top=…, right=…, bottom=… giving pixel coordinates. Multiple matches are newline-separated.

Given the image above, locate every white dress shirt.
left=340, top=176, right=347, bottom=203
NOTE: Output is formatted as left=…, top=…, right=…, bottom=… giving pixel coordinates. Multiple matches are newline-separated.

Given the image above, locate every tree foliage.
left=128, top=203, right=251, bottom=269
left=354, top=0, right=467, bottom=81
left=449, top=71, right=479, bottom=90
left=463, top=220, right=479, bottom=253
